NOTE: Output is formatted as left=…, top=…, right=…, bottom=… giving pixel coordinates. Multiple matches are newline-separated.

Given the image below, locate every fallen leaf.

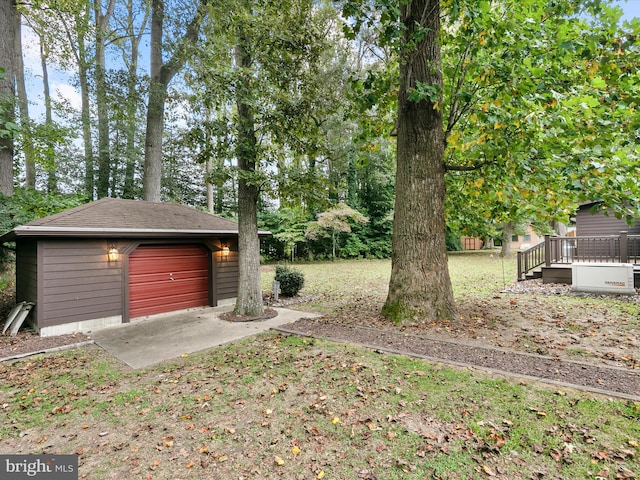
left=292, top=446, right=301, bottom=456
left=331, top=417, right=340, bottom=424
left=482, top=464, right=496, bottom=476
left=317, top=471, right=325, bottom=479
left=592, top=450, right=609, bottom=460
left=185, top=461, right=195, bottom=469
left=274, top=455, right=285, bottom=466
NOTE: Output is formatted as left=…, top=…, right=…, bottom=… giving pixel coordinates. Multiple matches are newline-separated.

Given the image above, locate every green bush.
left=274, top=265, right=305, bottom=297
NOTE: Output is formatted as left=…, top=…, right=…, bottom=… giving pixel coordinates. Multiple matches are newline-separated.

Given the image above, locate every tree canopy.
left=0, top=0, right=638, bottom=319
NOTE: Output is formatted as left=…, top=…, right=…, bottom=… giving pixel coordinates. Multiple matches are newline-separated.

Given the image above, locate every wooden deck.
left=517, top=234, right=640, bottom=286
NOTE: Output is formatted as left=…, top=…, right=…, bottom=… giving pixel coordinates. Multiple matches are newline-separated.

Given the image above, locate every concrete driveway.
left=89, top=305, right=320, bottom=369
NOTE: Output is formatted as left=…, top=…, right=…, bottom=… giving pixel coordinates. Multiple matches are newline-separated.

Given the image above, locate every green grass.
left=1, top=334, right=638, bottom=479
left=1, top=254, right=639, bottom=479
left=263, top=251, right=517, bottom=305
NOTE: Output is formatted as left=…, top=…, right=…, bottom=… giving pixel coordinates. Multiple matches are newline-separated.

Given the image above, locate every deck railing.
left=517, top=241, right=545, bottom=281
left=517, top=232, right=640, bottom=281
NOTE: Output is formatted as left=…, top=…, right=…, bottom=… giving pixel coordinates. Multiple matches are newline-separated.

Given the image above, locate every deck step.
left=525, top=270, right=543, bottom=280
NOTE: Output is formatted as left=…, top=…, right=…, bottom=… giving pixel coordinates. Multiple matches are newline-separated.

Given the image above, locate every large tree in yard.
left=192, top=0, right=333, bottom=316
left=143, top=0, right=208, bottom=202
left=0, top=0, right=16, bottom=196
left=382, top=0, right=456, bottom=323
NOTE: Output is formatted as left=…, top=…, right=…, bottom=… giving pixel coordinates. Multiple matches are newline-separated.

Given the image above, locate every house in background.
left=460, top=226, right=545, bottom=252
left=507, top=226, right=544, bottom=250
left=459, top=236, right=483, bottom=251
left=575, top=202, right=640, bottom=236
left=518, top=201, right=640, bottom=286
left=0, top=198, right=268, bottom=336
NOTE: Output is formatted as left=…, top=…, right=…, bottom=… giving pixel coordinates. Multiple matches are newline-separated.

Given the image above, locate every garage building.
left=0, top=198, right=263, bottom=336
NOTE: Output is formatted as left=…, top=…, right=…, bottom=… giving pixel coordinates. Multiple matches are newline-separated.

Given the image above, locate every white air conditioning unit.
left=571, top=262, right=635, bottom=295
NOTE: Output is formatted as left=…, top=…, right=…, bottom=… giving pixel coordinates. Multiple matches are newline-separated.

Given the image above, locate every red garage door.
left=129, top=245, right=209, bottom=319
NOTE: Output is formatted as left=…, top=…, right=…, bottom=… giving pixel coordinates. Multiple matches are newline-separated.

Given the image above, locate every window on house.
left=512, top=235, right=519, bottom=242
left=524, top=234, right=531, bottom=241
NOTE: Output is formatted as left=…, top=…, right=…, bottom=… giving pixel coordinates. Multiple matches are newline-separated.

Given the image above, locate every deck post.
left=620, top=231, right=628, bottom=263
left=544, top=235, right=551, bottom=266
left=517, top=251, right=523, bottom=281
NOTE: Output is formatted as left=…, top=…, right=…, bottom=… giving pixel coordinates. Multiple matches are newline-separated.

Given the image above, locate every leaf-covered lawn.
left=1, top=252, right=639, bottom=479
left=1, top=335, right=639, bottom=479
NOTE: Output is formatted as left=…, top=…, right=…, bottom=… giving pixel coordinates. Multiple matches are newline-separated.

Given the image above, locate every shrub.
left=274, top=265, right=305, bottom=297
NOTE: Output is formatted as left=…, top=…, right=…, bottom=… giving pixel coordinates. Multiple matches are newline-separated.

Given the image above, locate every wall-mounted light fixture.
left=222, top=244, right=230, bottom=256
left=108, top=245, right=119, bottom=263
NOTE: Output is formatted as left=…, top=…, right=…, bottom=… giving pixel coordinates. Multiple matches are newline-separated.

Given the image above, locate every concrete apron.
left=89, top=305, right=320, bottom=369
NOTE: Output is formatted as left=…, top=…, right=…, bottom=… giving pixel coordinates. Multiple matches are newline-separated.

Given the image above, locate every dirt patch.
left=1, top=330, right=91, bottom=359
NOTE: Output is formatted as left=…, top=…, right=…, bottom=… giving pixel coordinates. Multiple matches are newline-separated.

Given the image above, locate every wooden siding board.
left=43, top=287, right=122, bottom=304
left=44, top=278, right=122, bottom=292
left=45, top=300, right=122, bottom=316
left=41, top=269, right=121, bottom=281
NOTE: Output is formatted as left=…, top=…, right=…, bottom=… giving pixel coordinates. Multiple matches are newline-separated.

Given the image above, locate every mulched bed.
left=277, top=317, right=640, bottom=400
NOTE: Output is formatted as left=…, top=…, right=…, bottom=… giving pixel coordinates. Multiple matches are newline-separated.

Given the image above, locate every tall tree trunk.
left=143, top=0, right=206, bottom=202
left=61, top=5, right=95, bottom=200
left=0, top=0, right=16, bottom=196
left=78, top=27, right=95, bottom=201
left=233, top=36, right=263, bottom=317
left=206, top=157, right=214, bottom=213
left=552, top=221, right=567, bottom=236
left=40, top=40, right=57, bottom=193
left=382, top=0, right=456, bottom=324
left=123, top=0, right=147, bottom=199
left=94, top=0, right=116, bottom=198
left=501, top=221, right=513, bottom=257
left=142, top=15, right=166, bottom=204
left=14, top=10, right=35, bottom=189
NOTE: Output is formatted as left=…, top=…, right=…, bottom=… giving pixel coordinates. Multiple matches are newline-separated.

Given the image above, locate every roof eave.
left=1, top=226, right=271, bottom=241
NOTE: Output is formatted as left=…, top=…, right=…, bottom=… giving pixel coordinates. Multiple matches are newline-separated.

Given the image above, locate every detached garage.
left=0, top=198, right=263, bottom=336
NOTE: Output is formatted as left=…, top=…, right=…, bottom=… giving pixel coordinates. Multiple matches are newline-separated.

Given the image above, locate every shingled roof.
left=0, top=198, right=263, bottom=241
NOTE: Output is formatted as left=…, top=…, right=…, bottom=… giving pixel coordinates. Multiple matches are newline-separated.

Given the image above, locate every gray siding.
left=576, top=206, right=640, bottom=236
left=39, top=239, right=123, bottom=327
left=216, top=251, right=239, bottom=300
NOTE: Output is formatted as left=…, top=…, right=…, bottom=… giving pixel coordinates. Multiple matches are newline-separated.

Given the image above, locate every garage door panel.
left=130, top=258, right=208, bottom=275
left=131, top=292, right=209, bottom=313
left=129, top=245, right=210, bottom=318
left=129, top=269, right=208, bottom=286
left=129, top=278, right=209, bottom=301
